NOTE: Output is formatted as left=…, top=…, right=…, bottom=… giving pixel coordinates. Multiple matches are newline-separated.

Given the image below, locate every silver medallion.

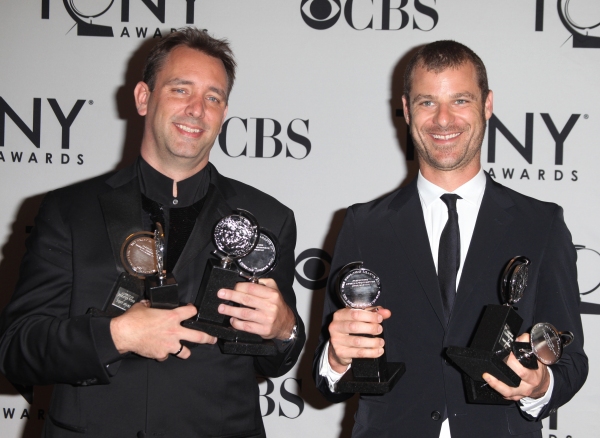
left=501, top=256, right=530, bottom=305
left=238, top=229, right=278, bottom=282
left=120, top=231, right=157, bottom=278
left=213, top=209, right=259, bottom=264
left=336, top=262, right=381, bottom=309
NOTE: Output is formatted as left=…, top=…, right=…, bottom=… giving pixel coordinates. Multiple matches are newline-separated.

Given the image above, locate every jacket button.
left=137, top=431, right=145, bottom=438
left=431, top=411, right=441, bottom=421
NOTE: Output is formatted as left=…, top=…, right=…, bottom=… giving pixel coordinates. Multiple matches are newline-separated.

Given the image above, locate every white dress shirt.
left=319, top=168, right=553, bottom=436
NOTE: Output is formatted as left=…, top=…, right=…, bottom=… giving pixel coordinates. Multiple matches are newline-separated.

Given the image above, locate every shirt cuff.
left=519, top=368, right=554, bottom=418
left=319, top=341, right=351, bottom=393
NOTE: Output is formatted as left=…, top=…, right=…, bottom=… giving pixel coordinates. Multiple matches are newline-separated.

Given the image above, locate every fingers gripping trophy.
left=182, top=209, right=279, bottom=356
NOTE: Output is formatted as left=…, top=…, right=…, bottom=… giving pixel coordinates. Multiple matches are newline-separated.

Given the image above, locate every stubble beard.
left=410, top=110, right=487, bottom=173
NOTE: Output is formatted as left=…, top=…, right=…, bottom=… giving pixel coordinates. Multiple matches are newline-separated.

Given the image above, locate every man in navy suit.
left=314, top=40, right=587, bottom=437
left=0, top=28, right=304, bottom=437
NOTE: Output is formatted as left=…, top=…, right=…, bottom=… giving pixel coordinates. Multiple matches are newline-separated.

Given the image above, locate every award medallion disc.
left=213, top=209, right=259, bottom=261
left=238, top=229, right=278, bottom=281
left=120, top=231, right=157, bottom=278
left=529, top=322, right=573, bottom=366
left=501, top=256, right=530, bottom=305
left=338, top=265, right=381, bottom=309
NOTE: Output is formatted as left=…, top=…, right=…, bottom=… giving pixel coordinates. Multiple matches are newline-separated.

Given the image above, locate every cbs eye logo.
left=294, top=248, right=331, bottom=290
left=300, top=0, right=342, bottom=30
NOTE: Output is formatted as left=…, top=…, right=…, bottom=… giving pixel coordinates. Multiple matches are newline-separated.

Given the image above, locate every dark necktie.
left=438, top=194, right=462, bottom=323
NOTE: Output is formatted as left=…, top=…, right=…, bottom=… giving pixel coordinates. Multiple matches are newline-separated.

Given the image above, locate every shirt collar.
left=138, top=157, right=210, bottom=208
left=417, top=168, right=486, bottom=208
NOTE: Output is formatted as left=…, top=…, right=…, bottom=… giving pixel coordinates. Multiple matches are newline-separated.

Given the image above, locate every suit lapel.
left=451, top=176, right=514, bottom=319
left=99, top=167, right=143, bottom=273
left=388, top=181, right=446, bottom=328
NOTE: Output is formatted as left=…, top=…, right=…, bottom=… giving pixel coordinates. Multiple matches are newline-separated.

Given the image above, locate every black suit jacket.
left=0, top=161, right=305, bottom=438
left=314, top=174, right=587, bottom=438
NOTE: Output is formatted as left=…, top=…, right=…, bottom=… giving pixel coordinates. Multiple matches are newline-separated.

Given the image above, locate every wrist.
left=328, top=345, right=350, bottom=374
left=276, top=307, right=297, bottom=341
left=282, top=322, right=298, bottom=344
left=110, top=314, right=131, bottom=355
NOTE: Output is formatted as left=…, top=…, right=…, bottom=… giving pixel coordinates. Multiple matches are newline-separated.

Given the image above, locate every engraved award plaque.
left=446, top=256, right=531, bottom=404
left=335, top=262, right=405, bottom=394
left=145, top=223, right=179, bottom=309
left=183, top=210, right=276, bottom=356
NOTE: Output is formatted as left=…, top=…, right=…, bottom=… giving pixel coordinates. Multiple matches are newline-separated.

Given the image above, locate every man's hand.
left=217, top=279, right=296, bottom=341
left=110, top=302, right=217, bottom=361
left=483, top=333, right=551, bottom=401
left=327, top=307, right=391, bottom=374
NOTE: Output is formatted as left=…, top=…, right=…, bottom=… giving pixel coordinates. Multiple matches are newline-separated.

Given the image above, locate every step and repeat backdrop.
left=1, top=1, right=599, bottom=437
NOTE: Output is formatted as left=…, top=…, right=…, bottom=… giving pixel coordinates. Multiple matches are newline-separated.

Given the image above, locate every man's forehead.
left=409, top=62, right=478, bottom=92
left=156, top=47, right=227, bottom=89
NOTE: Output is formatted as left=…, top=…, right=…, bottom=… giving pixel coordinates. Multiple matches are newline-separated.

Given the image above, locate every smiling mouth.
left=175, top=123, right=202, bottom=134
left=430, top=132, right=461, bottom=140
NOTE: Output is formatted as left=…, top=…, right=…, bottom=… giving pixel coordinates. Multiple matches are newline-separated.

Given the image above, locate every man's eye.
left=421, top=101, right=434, bottom=107
left=455, top=99, right=467, bottom=104
left=173, top=88, right=186, bottom=94
left=207, top=96, right=219, bottom=103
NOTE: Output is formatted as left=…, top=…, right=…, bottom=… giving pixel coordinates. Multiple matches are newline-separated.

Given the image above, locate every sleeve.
left=318, top=341, right=351, bottom=392
left=253, top=208, right=306, bottom=377
left=0, top=191, right=119, bottom=388
left=530, top=206, right=588, bottom=420
left=313, top=207, right=360, bottom=403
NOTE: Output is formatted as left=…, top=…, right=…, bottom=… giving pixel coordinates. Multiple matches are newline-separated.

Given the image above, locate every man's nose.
left=433, top=102, right=454, bottom=127
left=185, top=97, right=205, bottom=119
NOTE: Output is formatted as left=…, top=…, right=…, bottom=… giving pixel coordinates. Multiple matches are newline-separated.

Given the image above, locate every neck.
left=419, top=162, right=481, bottom=192
left=140, top=151, right=208, bottom=183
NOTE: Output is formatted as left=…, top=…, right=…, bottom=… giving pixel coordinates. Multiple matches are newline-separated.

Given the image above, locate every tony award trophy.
left=90, top=223, right=180, bottom=316
left=183, top=210, right=276, bottom=356
left=446, top=256, right=574, bottom=404
left=144, top=223, right=179, bottom=309
left=89, top=231, right=154, bottom=316
left=335, top=262, right=405, bottom=394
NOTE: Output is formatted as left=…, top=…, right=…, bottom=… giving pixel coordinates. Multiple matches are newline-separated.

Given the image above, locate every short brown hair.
left=143, top=27, right=237, bottom=100
left=403, top=40, right=489, bottom=105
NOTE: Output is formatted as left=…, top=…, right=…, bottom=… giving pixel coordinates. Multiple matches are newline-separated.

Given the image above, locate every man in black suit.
left=0, top=28, right=304, bottom=437
left=314, top=41, right=587, bottom=437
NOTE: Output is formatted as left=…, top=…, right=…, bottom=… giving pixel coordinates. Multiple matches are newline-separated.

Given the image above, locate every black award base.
left=446, top=304, right=523, bottom=404
left=146, top=274, right=179, bottom=309
left=336, top=355, right=405, bottom=394
left=446, top=346, right=520, bottom=387
left=218, top=338, right=276, bottom=356
left=462, top=374, right=512, bottom=405
left=182, top=317, right=277, bottom=356
left=88, top=272, right=144, bottom=317
left=182, top=259, right=276, bottom=356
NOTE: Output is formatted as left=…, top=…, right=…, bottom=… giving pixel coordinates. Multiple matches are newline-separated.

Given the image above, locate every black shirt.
left=138, top=158, right=209, bottom=272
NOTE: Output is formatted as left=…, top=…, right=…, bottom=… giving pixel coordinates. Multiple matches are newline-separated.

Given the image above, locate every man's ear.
left=401, top=95, right=410, bottom=125
left=484, top=90, right=494, bottom=121
left=218, top=105, right=229, bottom=134
left=134, top=81, right=151, bottom=116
